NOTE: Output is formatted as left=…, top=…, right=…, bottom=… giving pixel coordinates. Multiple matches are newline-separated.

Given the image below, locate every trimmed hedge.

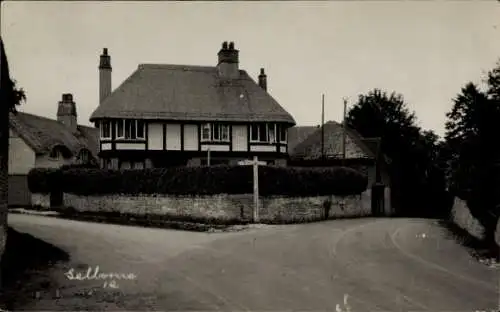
left=28, top=165, right=368, bottom=197
left=27, top=168, right=62, bottom=194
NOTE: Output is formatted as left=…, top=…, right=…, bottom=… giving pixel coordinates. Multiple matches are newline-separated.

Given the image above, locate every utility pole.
left=321, top=94, right=325, bottom=161
left=342, top=97, right=347, bottom=165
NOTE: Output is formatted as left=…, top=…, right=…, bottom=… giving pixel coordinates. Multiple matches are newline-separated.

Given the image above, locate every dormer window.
left=78, top=149, right=91, bottom=164
left=116, top=119, right=145, bottom=140
left=49, top=148, right=60, bottom=159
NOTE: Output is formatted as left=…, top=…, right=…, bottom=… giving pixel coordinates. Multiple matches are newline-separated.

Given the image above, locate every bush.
left=27, top=165, right=368, bottom=197
left=27, top=168, right=62, bottom=194
left=60, top=163, right=99, bottom=170
left=259, top=166, right=368, bottom=196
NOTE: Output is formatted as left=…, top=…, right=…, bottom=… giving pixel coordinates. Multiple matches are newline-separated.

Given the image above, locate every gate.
left=371, top=182, right=386, bottom=216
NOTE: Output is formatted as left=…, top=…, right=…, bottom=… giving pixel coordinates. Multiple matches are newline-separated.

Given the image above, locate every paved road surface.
left=8, top=213, right=499, bottom=311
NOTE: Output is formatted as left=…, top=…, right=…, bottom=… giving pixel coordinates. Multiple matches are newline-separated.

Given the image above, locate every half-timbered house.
left=90, top=42, right=296, bottom=169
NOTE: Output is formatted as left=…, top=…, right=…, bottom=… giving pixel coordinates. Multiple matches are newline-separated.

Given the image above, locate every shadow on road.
left=438, top=219, right=500, bottom=262
left=0, top=227, right=70, bottom=310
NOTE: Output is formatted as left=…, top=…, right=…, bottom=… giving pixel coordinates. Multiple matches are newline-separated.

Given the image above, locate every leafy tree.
left=346, top=89, right=448, bottom=217
left=1, top=37, right=26, bottom=269
left=444, top=63, right=500, bottom=249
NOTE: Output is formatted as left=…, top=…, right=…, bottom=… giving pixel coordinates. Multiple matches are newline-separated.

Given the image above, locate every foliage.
left=444, top=60, right=500, bottom=246
left=346, top=88, right=449, bottom=217
left=27, top=165, right=368, bottom=197
left=1, top=38, right=26, bottom=111
left=27, top=168, right=62, bottom=194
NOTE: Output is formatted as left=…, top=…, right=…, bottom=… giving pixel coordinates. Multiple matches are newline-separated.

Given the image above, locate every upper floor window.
left=201, top=123, right=229, bottom=142
left=100, top=121, right=111, bottom=139
left=116, top=119, right=145, bottom=140
left=279, top=125, right=287, bottom=143
left=77, top=149, right=91, bottom=164
left=250, top=123, right=277, bottom=143
left=49, top=148, right=61, bottom=159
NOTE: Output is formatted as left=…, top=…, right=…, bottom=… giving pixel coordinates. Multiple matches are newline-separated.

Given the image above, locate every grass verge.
left=0, top=227, right=70, bottom=310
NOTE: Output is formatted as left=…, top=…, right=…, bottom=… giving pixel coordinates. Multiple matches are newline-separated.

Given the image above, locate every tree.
left=0, top=37, right=26, bottom=282
left=444, top=64, right=500, bottom=249
left=346, top=89, right=448, bottom=217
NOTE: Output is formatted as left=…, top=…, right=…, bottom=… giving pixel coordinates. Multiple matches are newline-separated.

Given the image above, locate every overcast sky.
left=2, top=1, right=500, bottom=137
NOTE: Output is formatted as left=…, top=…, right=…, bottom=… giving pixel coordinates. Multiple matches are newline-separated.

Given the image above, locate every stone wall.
left=451, top=196, right=500, bottom=246
left=32, top=193, right=50, bottom=209
left=35, top=191, right=370, bottom=223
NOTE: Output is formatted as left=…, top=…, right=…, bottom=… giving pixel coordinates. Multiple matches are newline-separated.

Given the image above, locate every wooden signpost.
left=238, top=156, right=267, bottom=223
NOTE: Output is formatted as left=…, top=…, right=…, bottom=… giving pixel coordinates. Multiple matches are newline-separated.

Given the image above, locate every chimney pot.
left=222, top=41, right=228, bottom=49
left=62, top=93, right=73, bottom=102
left=229, top=42, right=234, bottom=50
left=103, top=48, right=108, bottom=55
left=258, top=67, right=267, bottom=91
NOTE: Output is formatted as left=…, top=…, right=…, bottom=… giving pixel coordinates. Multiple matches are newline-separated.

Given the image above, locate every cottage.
left=8, top=94, right=99, bottom=206
left=90, top=42, right=296, bottom=169
left=288, top=120, right=393, bottom=215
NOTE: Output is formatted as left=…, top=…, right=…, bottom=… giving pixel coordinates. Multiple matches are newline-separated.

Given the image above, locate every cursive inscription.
left=64, top=266, right=137, bottom=289
left=64, top=266, right=137, bottom=281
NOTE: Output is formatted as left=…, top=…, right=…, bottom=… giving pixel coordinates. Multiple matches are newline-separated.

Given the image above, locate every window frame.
left=116, top=120, right=124, bottom=139
left=118, top=119, right=146, bottom=140
left=279, top=125, right=287, bottom=143
left=100, top=121, right=111, bottom=139
left=250, top=123, right=277, bottom=143
left=49, top=148, right=60, bottom=159
left=200, top=123, right=230, bottom=143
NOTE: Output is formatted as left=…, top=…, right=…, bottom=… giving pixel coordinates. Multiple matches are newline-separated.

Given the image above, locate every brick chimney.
left=57, top=93, right=77, bottom=133
left=258, top=68, right=267, bottom=91
left=217, top=41, right=239, bottom=80
left=99, top=48, right=112, bottom=104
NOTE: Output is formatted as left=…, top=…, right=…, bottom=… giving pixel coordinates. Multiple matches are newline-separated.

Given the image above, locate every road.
left=8, top=213, right=499, bottom=311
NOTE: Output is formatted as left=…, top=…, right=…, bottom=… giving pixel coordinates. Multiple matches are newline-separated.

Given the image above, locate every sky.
left=2, top=1, right=500, bottom=138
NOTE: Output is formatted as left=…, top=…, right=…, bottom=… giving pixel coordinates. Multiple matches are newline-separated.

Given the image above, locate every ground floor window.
left=119, top=160, right=145, bottom=170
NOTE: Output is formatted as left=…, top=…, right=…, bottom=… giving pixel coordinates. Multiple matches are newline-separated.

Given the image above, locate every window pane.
left=202, top=123, right=210, bottom=140
left=221, top=125, right=229, bottom=141
left=103, top=121, right=110, bottom=138
left=251, top=125, right=259, bottom=141
left=259, top=124, right=267, bottom=142
left=131, top=121, right=137, bottom=139
left=213, top=124, right=220, bottom=140
left=124, top=120, right=130, bottom=138
left=117, top=120, right=124, bottom=138
left=279, top=125, right=287, bottom=142
left=268, top=124, right=276, bottom=143
left=137, top=120, right=144, bottom=138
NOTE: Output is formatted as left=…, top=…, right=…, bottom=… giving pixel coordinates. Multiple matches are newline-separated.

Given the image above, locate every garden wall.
left=451, top=196, right=500, bottom=246
left=32, top=191, right=371, bottom=223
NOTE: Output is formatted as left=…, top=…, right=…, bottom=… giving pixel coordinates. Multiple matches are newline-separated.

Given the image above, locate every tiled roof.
left=289, top=120, right=377, bottom=160
left=9, top=112, right=99, bottom=158
left=287, top=126, right=318, bottom=153
left=90, top=64, right=295, bottom=124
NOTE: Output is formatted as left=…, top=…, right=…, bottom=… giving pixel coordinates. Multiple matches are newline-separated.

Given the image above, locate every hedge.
left=28, top=165, right=368, bottom=197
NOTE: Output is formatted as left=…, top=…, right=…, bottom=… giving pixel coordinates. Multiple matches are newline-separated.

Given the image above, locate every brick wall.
left=32, top=191, right=370, bottom=223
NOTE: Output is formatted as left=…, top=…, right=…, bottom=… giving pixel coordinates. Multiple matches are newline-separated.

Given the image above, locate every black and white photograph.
left=0, top=1, right=499, bottom=311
